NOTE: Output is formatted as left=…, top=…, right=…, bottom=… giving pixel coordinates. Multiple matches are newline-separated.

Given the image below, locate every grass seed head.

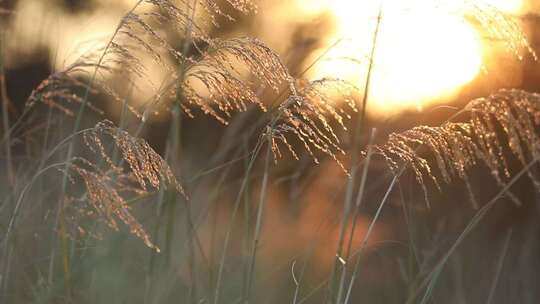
left=375, top=89, right=540, bottom=208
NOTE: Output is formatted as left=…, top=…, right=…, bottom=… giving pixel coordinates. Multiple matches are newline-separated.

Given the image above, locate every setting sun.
left=301, top=0, right=524, bottom=114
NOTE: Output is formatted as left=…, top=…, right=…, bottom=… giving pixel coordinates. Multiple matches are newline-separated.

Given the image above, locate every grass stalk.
left=486, top=228, right=512, bottom=304
left=59, top=0, right=143, bottom=185
left=343, top=175, right=398, bottom=304
left=335, top=128, right=376, bottom=303
left=0, top=28, right=14, bottom=186
left=241, top=138, right=252, bottom=300
left=2, top=161, right=67, bottom=295
left=53, top=2, right=144, bottom=295
left=408, top=157, right=540, bottom=304
left=292, top=218, right=331, bottom=304
left=58, top=202, right=72, bottom=301
left=243, top=135, right=272, bottom=303
left=145, top=173, right=168, bottom=304
left=397, top=181, right=420, bottom=297
left=61, top=0, right=144, bottom=165
left=328, top=2, right=383, bottom=302
left=214, top=141, right=264, bottom=304
left=295, top=174, right=396, bottom=304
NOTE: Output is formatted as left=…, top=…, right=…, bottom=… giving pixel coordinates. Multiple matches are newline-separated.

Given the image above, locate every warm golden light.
left=482, top=0, right=523, bottom=13
left=300, top=0, right=523, bottom=115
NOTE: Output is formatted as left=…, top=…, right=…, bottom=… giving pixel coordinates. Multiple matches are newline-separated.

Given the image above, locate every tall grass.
left=1, top=0, right=540, bottom=303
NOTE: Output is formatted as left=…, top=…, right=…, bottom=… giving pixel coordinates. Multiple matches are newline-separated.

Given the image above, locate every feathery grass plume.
left=24, top=58, right=106, bottom=117
left=177, top=37, right=292, bottom=124
left=105, top=1, right=288, bottom=122
left=22, top=44, right=147, bottom=121
left=463, top=1, right=537, bottom=60
left=265, top=78, right=358, bottom=173
left=110, top=0, right=258, bottom=71
left=64, top=157, right=159, bottom=251
left=27, top=0, right=285, bottom=124
left=429, top=0, right=537, bottom=60
left=374, top=89, right=540, bottom=208
left=83, top=120, right=186, bottom=196
left=467, top=89, right=540, bottom=187
left=200, top=0, right=257, bottom=25
left=374, top=123, right=480, bottom=207
left=62, top=119, right=187, bottom=249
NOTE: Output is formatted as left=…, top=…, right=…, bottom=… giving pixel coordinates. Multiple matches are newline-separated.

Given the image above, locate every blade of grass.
left=0, top=28, right=14, bottom=186
left=241, top=138, right=252, bottom=301
left=53, top=2, right=145, bottom=295
left=295, top=172, right=397, bottom=304
left=336, top=128, right=376, bottom=303
left=329, top=3, right=383, bottom=302
left=397, top=180, right=421, bottom=297
left=244, top=135, right=272, bottom=303
left=214, top=141, right=263, bottom=304
left=408, top=157, right=539, bottom=304
left=343, top=175, right=397, bottom=304
left=2, top=162, right=67, bottom=294
left=486, top=228, right=512, bottom=304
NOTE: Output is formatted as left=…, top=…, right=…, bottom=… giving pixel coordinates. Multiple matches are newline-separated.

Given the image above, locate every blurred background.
left=2, top=0, right=540, bottom=303
left=3, top=0, right=540, bottom=113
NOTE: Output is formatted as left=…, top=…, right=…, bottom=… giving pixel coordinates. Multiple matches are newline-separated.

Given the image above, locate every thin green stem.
left=1, top=162, right=67, bottom=294
left=343, top=175, right=398, bottom=304
left=61, top=0, right=144, bottom=192
left=407, top=157, right=540, bottom=304
left=486, top=228, right=512, bottom=304
left=298, top=175, right=399, bottom=304
left=214, top=141, right=263, bottom=304
left=329, top=3, right=383, bottom=302
left=0, top=28, right=13, bottom=185
left=244, top=136, right=272, bottom=303
left=336, top=128, right=376, bottom=303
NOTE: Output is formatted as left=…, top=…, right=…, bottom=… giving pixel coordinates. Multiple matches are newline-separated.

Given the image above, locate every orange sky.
left=297, top=0, right=526, bottom=115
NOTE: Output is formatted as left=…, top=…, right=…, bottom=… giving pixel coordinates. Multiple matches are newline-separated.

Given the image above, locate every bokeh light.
left=297, top=0, right=524, bottom=115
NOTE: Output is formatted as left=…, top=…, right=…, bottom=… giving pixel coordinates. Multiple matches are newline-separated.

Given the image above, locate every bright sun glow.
left=301, top=0, right=523, bottom=114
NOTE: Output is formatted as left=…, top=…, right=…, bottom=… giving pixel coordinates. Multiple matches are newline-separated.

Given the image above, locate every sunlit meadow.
left=1, top=0, right=540, bottom=303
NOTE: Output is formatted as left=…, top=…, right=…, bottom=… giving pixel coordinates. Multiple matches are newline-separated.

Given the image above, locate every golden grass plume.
left=374, top=89, right=540, bottom=207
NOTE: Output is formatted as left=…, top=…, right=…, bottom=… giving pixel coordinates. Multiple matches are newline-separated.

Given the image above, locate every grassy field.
left=1, top=0, right=540, bottom=303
